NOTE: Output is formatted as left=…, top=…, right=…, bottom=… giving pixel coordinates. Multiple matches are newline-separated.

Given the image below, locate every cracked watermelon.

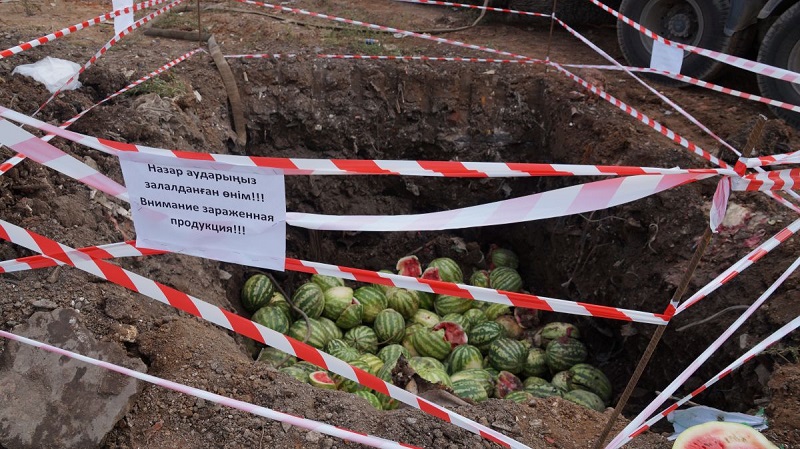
left=673, top=422, right=778, bottom=449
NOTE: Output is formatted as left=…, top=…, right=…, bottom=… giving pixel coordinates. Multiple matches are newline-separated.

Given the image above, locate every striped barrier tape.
left=742, top=151, right=800, bottom=168
left=668, top=216, right=800, bottom=317
left=226, top=53, right=547, bottom=64
left=34, top=0, right=186, bottom=115
left=0, top=330, right=421, bottom=449
left=624, top=314, right=800, bottom=444
left=0, top=239, right=671, bottom=324
left=0, top=218, right=529, bottom=449
left=0, top=0, right=170, bottom=59
left=735, top=168, right=800, bottom=192
left=608, top=256, right=800, bottom=448
left=0, top=48, right=203, bottom=179
left=586, top=0, right=800, bottom=86
left=391, top=0, right=550, bottom=18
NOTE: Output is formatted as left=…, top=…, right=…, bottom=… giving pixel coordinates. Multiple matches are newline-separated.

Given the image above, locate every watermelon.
left=377, top=344, right=409, bottom=365
left=318, top=317, right=343, bottom=342
left=526, top=383, right=563, bottom=398
left=376, top=392, right=399, bottom=411
left=489, top=267, right=523, bottom=292
left=489, top=246, right=519, bottom=270
left=257, top=347, right=294, bottom=367
left=328, top=345, right=361, bottom=363
left=279, top=366, right=309, bottom=383
left=287, top=318, right=329, bottom=349
left=447, top=344, right=484, bottom=374
left=420, top=266, right=441, bottom=281
left=374, top=270, right=395, bottom=294
left=325, top=338, right=350, bottom=353
left=311, top=274, right=345, bottom=291
left=514, top=307, right=539, bottom=329
left=452, top=379, right=489, bottom=403
left=672, top=422, right=778, bottom=449
left=411, top=309, right=441, bottom=328
left=451, top=369, right=494, bottom=397
left=408, top=356, right=445, bottom=372
left=546, top=337, right=588, bottom=372
left=563, top=389, right=605, bottom=412
left=292, top=361, right=321, bottom=375
left=334, top=359, right=371, bottom=393
left=487, top=338, right=528, bottom=374
left=469, top=270, right=490, bottom=288
left=441, top=313, right=470, bottom=332
left=504, top=390, right=534, bottom=404
left=386, top=288, right=419, bottom=319
left=374, top=309, right=405, bottom=344
left=396, top=255, right=422, bottom=277
left=551, top=371, right=573, bottom=393
left=433, top=322, right=467, bottom=348
left=523, top=348, right=548, bottom=378
left=495, top=315, right=523, bottom=340
left=484, top=303, right=512, bottom=321
left=292, top=282, right=325, bottom=319
left=344, top=326, right=379, bottom=354
left=251, top=306, right=290, bottom=334
left=412, top=327, right=452, bottom=360
left=353, top=390, right=383, bottom=410
left=569, top=363, right=612, bottom=404
left=401, top=326, right=421, bottom=358
left=494, top=371, right=523, bottom=398
left=355, top=353, right=384, bottom=375
left=376, top=356, right=399, bottom=381
left=241, top=274, right=275, bottom=312
left=353, top=286, right=387, bottom=324
left=433, top=295, right=473, bottom=316
left=468, top=321, right=505, bottom=351
left=462, top=308, right=488, bottom=329
left=540, top=322, right=581, bottom=342
left=322, top=286, right=355, bottom=320
left=427, top=258, right=463, bottom=283
left=268, top=292, right=291, bottom=320
left=337, top=303, right=364, bottom=330
left=417, top=368, right=452, bottom=388
left=309, top=371, right=336, bottom=390
left=522, top=376, right=548, bottom=389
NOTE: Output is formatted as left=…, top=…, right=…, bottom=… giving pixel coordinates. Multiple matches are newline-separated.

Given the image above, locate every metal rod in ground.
left=591, top=115, right=768, bottom=449
left=197, top=0, right=202, bottom=46
left=544, top=0, right=558, bottom=72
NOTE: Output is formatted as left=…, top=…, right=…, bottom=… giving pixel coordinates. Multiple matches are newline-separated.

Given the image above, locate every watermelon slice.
left=309, top=371, right=337, bottom=390
left=673, top=422, right=778, bottom=449
left=420, top=267, right=441, bottom=280
left=432, top=321, right=467, bottom=348
left=396, top=255, right=422, bottom=277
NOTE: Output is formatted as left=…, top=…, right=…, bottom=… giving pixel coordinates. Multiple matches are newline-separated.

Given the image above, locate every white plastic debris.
left=12, top=57, right=82, bottom=93
left=668, top=405, right=768, bottom=440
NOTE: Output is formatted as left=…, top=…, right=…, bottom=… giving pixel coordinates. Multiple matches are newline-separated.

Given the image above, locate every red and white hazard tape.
left=392, top=0, right=550, bottom=18
left=225, top=53, right=547, bottom=65
left=587, top=0, right=800, bottom=85
left=608, top=256, right=800, bottom=449
left=0, top=152, right=26, bottom=176
left=0, top=239, right=670, bottom=324
left=0, top=0, right=169, bottom=59
left=669, top=216, right=800, bottom=317
left=35, top=0, right=186, bottom=115
left=622, top=314, right=800, bottom=445
left=735, top=168, right=800, bottom=192
left=0, top=218, right=528, bottom=449
left=742, top=151, right=800, bottom=168
left=0, top=330, right=421, bottom=449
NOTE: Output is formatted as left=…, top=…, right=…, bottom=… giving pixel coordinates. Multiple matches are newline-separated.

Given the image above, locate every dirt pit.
left=1, top=0, right=799, bottom=447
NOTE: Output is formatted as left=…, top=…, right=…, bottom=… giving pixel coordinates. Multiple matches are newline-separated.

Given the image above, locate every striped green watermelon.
left=450, top=369, right=494, bottom=397
left=446, top=344, right=484, bottom=374
left=353, top=286, right=387, bottom=324
left=469, top=270, right=490, bottom=288
left=468, top=321, right=505, bottom=351
left=328, top=344, right=360, bottom=363
left=344, top=325, right=379, bottom=354
left=311, top=274, right=345, bottom=291
left=287, top=318, right=329, bottom=349
left=412, top=328, right=451, bottom=360
left=251, top=306, right=290, bottom=334
left=377, top=344, right=409, bottom=365
left=241, top=274, right=275, bottom=313
left=386, top=288, right=419, bottom=319
left=494, top=370, right=523, bottom=398
left=411, top=309, right=441, bottom=328
left=483, top=303, right=512, bottom=321
left=355, top=353, right=384, bottom=375
left=434, top=295, right=473, bottom=316
left=452, top=379, right=489, bottom=403
left=322, top=286, right=355, bottom=320
left=551, top=370, right=573, bottom=393
left=293, top=361, right=322, bottom=376
left=317, top=317, right=343, bottom=342
left=545, top=337, right=587, bottom=372
left=257, top=347, right=294, bottom=367
left=416, top=291, right=435, bottom=310
left=374, top=309, right=405, bottom=344
left=440, top=313, right=470, bottom=332
left=526, top=383, right=563, bottom=398
left=417, top=368, right=452, bottom=388
left=335, top=303, right=363, bottom=330
left=540, top=322, right=581, bottom=342
left=522, top=376, right=548, bottom=389
left=504, top=390, right=534, bottom=404
left=376, top=355, right=398, bottom=382
left=268, top=292, right=291, bottom=320
left=279, top=365, right=309, bottom=383
left=292, top=282, right=325, bottom=319
left=523, top=348, right=548, bottom=378
left=353, top=390, right=383, bottom=409
left=487, top=338, right=527, bottom=374
left=427, top=258, right=463, bottom=284
left=569, top=363, right=612, bottom=404
left=462, top=308, right=488, bottom=329
left=325, top=338, right=350, bottom=353
left=563, top=389, right=605, bottom=412
left=489, top=267, right=523, bottom=292
left=489, top=246, right=519, bottom=270
left=401, top=327, right=421, bottom=358
left=408, top=356, right=445, bottom=372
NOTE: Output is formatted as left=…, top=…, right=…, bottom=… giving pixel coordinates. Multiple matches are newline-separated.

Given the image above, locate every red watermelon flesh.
left=432, top=321, right=467, bottom=348
left=673, top=422, right=778, bottom=449
left=421, top=267, right=441, bottom=281
left=397, top=256, right=422, bottom=277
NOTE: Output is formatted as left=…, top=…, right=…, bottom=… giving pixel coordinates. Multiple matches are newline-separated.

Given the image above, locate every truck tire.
left=757, top=2, right=800, bottom=128
left=616, top=0, right=735, bottom=82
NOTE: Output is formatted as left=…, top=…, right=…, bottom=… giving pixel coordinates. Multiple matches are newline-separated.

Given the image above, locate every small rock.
left=218, top=270, right=232, bottom=281
left=116, top=324, right=138, bottom=343
left=405, top=417, right=417, bottom=425
left=281, top=422, right=292, bottom=432
left=31, top=299, right=57, bottom=310
left=305, top=431, right=322, bottom=443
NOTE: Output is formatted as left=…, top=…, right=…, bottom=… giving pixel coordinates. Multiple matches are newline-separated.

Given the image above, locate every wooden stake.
left=544, top=0, right=558, bottom=72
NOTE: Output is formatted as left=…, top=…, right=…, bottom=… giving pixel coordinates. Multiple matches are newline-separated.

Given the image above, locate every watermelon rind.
left=309, top=371, right=337, bottom=390
left=241, top=274, right=276, bottom=313
left=353, top=286, right=387, bottom=324
left=427, top=258, right=463, bottom=284
left=487, top=338, right=528, bottom=374
left=563, top=389, right=605, bottom=412
left=353, top=391, right=383, bottom=410
left=452, top=379, right=489, bottom=403
left=251, top=306, right=290, bottom=334
left=672, top=421, right=779, bottom=449
left=417, top=368, right=452, bottom=388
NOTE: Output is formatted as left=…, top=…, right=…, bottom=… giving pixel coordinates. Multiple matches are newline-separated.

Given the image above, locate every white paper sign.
left=118, top=152, right=286, bottom=270
left=650, top=40, right=684, bottom=74
left=112, top=0, right=134, bottom=36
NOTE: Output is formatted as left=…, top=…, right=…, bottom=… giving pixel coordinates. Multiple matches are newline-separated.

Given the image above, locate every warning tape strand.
left=35, top=0, right=186, bottom=115
left=608, top=256, right=800, bottom=449
left=391, top=0, right=550, bottom=18
left=0, top=330, right=422, bottom=449
left=0, top=0, right=170, bottom=59
left=0, top=218, right=527, bottom=449
left=735, top=168, right=800, bottom=192
left=0, top=239, right=669, bottom=325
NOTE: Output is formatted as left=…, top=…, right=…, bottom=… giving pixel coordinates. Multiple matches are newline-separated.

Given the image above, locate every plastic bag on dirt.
left=667, top=405, right=768, bottom=440
left=12, top=57, right=82, bottom=93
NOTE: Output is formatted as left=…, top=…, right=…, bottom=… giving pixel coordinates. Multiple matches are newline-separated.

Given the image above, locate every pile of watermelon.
left=241, top=247, right=612, bottom=412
